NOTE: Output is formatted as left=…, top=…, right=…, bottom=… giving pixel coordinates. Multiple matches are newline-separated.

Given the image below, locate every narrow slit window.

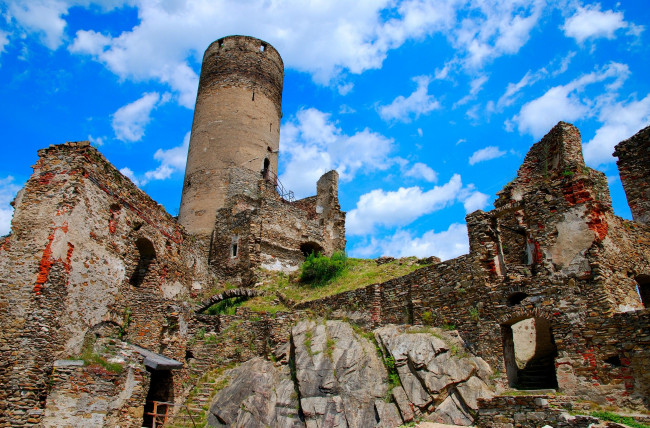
left=231, top=242, right=238, bottom=258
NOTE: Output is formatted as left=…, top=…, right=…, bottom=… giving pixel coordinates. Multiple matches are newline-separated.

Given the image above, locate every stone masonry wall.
left=0, top=142, right=209, bottom=426
left=614, top=125, right=650, bottom=224
left=296, top=122, right=650, bottom=410
left=209, top=167, right=345, bottom=283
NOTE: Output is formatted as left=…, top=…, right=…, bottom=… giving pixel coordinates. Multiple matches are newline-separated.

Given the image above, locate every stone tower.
left=179, top=35, right=284, bottom=234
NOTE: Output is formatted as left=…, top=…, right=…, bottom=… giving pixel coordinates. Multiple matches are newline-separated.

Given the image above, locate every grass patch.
left=253, top=257, right=429, bottom=306
left=206, top=296, right=248, bottom=315
left=591, top=411, right=650, bottom=428
left=78, top=339, right=123, bottom=374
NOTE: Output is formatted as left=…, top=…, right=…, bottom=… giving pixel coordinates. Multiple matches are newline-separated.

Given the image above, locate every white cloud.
left=279, top=108, right=394, bottom=198
left=379, top=75, right=440, bottom=122
left=6, top=0, right=68, bottom=50
left=69, top=29, right=111, bottom=55
left=52, top=0, right=549, bottom=108
left=0, top=30, right=10, bottom=55
left=512, top=62, right=630, bottom=138
left=112, top=92, right=166, bottom=142
left=583, top=95, right=650, bottom=166
left=346, top=175, right=463, bottom=235
left=351, top=223, right=469, bottom=261
left=469, top=146, right=506, bottom=165
left=337, top=82, right=354, bottom=96
left=404, top=162, right=437, bottom=182
left=88, top=134, right=105, bottom=146
left=562, top=4, right=630, bottom=43
left=0, top=176, right=22, bottom=235
left=497, top=69, right=546, bottom=109
left=144, top=132, right=190, bottom=181
left=461, top=189, right=489, bottom=212
left=119, top=167, right=143, bottom=187
left=452, top=0, right=545, bottom=68
left=455, top=74, right=489, bottom=107
left=121, top=132, right=190, bottom=186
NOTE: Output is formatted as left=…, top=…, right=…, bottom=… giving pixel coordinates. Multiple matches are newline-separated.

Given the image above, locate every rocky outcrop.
left=292, top=320, right=401, bottom=428
left=375, top=325, right=494, bottom=426
left=205, top=321, right=494, bottom=427
left=207, top=358, right=303, bottom=427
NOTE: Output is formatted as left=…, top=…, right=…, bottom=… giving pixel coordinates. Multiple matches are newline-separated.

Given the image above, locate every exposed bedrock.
left=206, top=321, right=494, bottom=427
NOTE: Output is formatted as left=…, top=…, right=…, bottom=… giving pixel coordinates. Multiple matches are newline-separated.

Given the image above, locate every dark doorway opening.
left=636, top=274, right=650, bottom=308
left=130, top=238, right=156, bottom=286
left=262, top=158, right=270, bottom=180
left=300, top=242, right=324, bottom=257
left=502, top=317, right=558, bottom=390
left=507, top=292, right=528, bottom=307
left=142, top=369, right=174, bottom=427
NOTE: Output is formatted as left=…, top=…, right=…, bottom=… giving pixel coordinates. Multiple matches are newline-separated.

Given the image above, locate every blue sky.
left=0, top=0, right=648, bottom=260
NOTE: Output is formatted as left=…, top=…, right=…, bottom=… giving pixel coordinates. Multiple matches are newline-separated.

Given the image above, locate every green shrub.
left=300, top=251, right=348, bottom=285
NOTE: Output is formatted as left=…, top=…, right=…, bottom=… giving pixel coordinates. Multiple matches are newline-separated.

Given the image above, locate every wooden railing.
left=146, top=401, right=197, bottom=428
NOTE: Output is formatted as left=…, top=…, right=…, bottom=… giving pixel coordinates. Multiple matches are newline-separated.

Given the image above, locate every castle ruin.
left=0, top=35, right=648, bottom=428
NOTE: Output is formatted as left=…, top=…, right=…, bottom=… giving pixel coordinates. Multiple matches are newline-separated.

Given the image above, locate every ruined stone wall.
left=614, top=125, right=650, bottom=224
left=41, top=359, right=149, bottom=428
left=295, top=123, right=650, bottom=409
left=0, top=142, right=210, bottom=426
left=179, top=35, right=284, bottom=234
left=209, top=167, right=345, bottom=283
left=477, top=395, right=598, bottom=427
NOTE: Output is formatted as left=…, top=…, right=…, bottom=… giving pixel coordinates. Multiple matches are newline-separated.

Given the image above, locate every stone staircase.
left=170, top=378, right=222, bottom=427
left=168, top=338, right=224, bottom=427
left=517, top=355, right=558, bottom=390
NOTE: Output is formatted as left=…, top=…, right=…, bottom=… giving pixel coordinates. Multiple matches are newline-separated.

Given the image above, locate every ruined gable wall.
left=210, top=167, right=346, bottom=282
left=615, top=125, right=650, bottom=224
left=296, top=122, right=650, bottom=409
left=0, top=142, right=209, bottom=426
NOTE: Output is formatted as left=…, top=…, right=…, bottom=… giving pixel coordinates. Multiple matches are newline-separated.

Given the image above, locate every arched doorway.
left=300, top=242, right=324, bottom=257
left=502, top=317, right=558, bottom=390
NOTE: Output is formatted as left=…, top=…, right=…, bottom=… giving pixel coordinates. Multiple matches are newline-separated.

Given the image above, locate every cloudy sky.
left=0, top=0, right=648, bottom=260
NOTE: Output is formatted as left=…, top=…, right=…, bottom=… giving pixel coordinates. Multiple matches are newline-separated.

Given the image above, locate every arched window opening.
left=502, top=317, right=558, bottom=390
left=507, top=292, right=528, bottom=307
left=300, top=242, right=324, bottom=257
left=130, top=238, right=156, bottom=286
left=636, top=274, right=650, bottom=308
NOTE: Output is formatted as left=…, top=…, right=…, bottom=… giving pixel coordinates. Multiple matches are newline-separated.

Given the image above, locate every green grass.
left=205, top=296, right=248, bottom=315
left=591, top=411, right=650, bottom=428
left=240, top=257, right=428, bottom=312
left=79, top=345, right=123, bottom=373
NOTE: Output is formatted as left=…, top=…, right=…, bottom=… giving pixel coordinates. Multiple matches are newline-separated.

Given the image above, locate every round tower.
left=179, top=35, right=284, bottom=234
